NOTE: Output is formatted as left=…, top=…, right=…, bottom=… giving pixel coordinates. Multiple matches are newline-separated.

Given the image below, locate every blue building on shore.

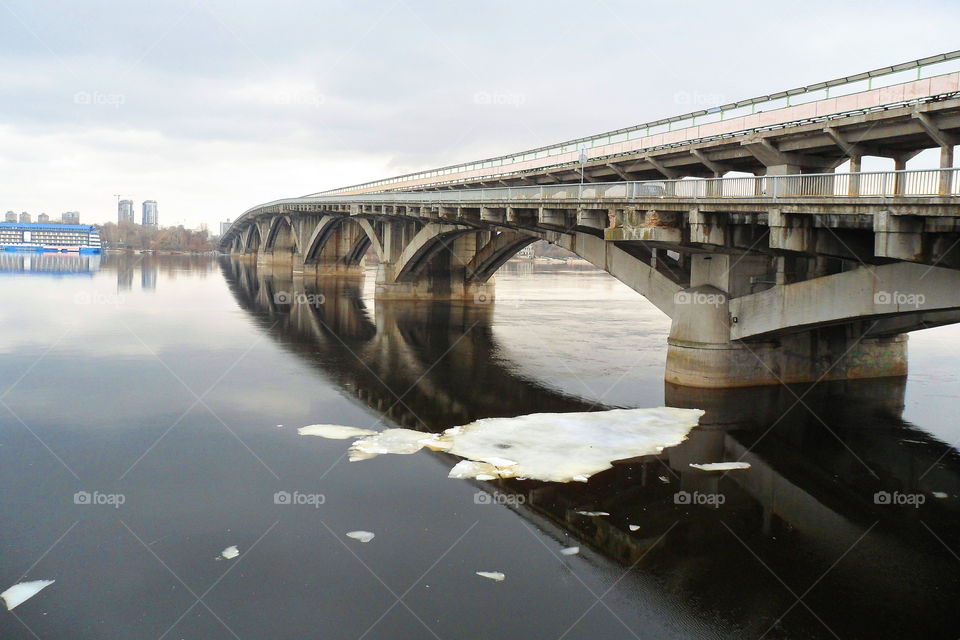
left=0, top=222, right=101, bottom=253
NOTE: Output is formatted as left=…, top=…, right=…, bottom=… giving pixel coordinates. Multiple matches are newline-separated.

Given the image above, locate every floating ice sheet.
left=221, top=545, right=239, bottom=559
left=689, top=462, right=751, bottom=471
left=298, top=425, right=377, bottom=439
left=476, top=571, right=505, bottom=582
left=2, top=580, right=54, bottom=610
left=346, top=531, right=375, bottom=543
left=299, top=407, right=704, bottom=484
left=439, top=408, right=704, bottom=483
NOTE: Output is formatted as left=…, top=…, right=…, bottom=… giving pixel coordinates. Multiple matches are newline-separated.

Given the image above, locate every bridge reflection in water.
left=223, top=258, right=960, bottom=639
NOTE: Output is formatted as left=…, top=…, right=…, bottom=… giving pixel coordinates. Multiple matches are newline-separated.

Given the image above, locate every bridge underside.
left=225, top=192, right=960, bottom=389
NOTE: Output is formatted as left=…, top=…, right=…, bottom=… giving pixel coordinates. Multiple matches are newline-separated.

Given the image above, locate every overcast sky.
left=1, top=0, right=958, bottom=229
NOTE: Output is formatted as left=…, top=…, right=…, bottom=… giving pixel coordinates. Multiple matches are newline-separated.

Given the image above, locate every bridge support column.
left=939, top=145, right=954, bottom=195
left=664, top=254, right=908, bottom=388
left=375, top=222, right=495, bottom=301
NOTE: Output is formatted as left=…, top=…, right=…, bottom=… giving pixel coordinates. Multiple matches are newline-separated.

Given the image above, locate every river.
left=1, top=252, right=959, bottom=639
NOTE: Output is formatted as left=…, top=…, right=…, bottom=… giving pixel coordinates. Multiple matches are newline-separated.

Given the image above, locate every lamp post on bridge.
left=579, top=146, right=588, bottom=201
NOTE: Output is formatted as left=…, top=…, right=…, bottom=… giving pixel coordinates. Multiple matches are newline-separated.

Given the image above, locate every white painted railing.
left=306, top=168, right=960, bottom=204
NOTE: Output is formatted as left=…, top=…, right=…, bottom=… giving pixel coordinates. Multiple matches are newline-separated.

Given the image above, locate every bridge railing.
left=311, top=168, right=960, bottom=203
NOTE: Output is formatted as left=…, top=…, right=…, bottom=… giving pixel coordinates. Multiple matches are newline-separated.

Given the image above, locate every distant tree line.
left=99, top=222, right=215, bottom=251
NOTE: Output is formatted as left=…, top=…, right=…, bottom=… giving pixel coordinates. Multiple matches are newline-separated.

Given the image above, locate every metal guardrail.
left=304, top=168, right=960, bottom=204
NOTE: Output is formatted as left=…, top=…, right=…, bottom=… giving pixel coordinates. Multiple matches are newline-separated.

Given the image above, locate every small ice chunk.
left=346, top=530, right=375, bottom=543
left=476, top=571, right=505, bottom=581
left=448, top=459, right=517, bottom=479
left=933, top=491, right=949, bottom=499
left=628, top=525, right=640, bottom=532
left=560, top=546, right=580, bottom=556
left=1, top=580, right=55, bottom=611
left=449, top=460, right=499, bottom=479
left=298, top=424, right=377, bottom=439
left=690, top=462, right=751, bottom=471
left=658, top=475, right=669, bottom=483
left=575, top=510, right=610, bottom=517
left=221, top=545, right=239, bottom=559
left=349, top=429, right=438, bottom=461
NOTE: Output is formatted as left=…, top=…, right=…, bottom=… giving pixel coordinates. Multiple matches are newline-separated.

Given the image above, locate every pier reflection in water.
left=225, top=258, right=960, bottom=640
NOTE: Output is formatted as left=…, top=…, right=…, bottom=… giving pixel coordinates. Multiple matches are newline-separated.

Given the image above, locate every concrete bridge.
left=221, top=52, right=960, bottom=388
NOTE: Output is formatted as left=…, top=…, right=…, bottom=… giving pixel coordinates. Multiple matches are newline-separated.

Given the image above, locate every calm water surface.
left=1, top=253, right=960, bottom=639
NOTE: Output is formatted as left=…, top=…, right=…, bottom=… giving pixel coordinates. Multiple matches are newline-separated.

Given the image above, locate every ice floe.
left=628, top=525, right=640, bottom=532
left=560, top=546, right=580, bottom=556
left=439, top=409, right=703, bottom=483
left=933, top=491, right=949, bottom=499
left=221, top=545, right=239, bottom=560
left=689, top=462, right=751, bottom=471
left=346, top=531, right=375, bottom=543
left=300, top=407, right=704, bottom=484
left=298, top=425, right=377, bottom=439
left=2, top=580, right=55, bottom=610
left=575, top=510, right=610, bottom=517
left=476, top=571, right=505, bottom=582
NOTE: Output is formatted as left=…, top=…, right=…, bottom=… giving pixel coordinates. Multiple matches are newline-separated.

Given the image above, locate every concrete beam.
left=530, top=229, right=682, bottom=315
left=689, top=208, right=728, bottom=245
left=824, top=126, right=880, bottom=159
left=741, top=138, right=834, bottom=171
left=768, top=209, right=814, bottom=253
left=606, top=163, right=632, bottom=181
left=729, top=262, right=960, bottom=340
left=690, top=149, right=730, bottom=175
left=644, top=156, right=681, bottom=179
left=913, top=111, right=957, bottom=149
left=875, top=212, right=924, bottom=262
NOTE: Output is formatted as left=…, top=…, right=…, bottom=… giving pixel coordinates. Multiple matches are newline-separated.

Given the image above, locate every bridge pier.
left=664, top=254, right=909, bottom=388
left=666, top=311, right=908, bottom=388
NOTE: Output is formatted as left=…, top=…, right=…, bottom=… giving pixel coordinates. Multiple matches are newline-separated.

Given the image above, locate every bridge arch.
left=393, top=224, right=481, bottom=283
left=243, top=224, right=261, bottom=253
left=464, top=231, right=537, bottom=283
left=304, top=215, right=386, bottom=266
left=263, top=215, right=299, bottom=254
